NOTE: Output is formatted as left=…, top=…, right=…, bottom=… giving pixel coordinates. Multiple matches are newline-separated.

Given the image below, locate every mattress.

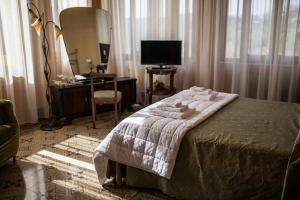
left=106, top=98, right=300, bottom=199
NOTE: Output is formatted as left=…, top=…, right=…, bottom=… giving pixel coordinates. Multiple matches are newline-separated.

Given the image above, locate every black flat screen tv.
left=141, top=40, right=182, bottom=68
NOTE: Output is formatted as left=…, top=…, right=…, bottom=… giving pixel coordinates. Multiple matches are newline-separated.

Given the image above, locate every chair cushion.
left=94, top=90, right=122, bottom=102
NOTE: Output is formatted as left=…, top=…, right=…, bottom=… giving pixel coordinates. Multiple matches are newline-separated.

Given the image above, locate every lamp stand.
left=27, top=2, right=63, bottom=131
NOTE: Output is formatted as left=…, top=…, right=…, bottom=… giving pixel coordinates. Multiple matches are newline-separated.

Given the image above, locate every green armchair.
left=0, top=100, right=19, bottom=166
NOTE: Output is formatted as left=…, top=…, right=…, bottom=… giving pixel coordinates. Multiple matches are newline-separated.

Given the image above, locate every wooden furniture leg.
left=119, top=101, right=122, bottom=121
left=170, top=73, right=174, bottom=94
left=13, top=156, right=16, bottom=163
left=114, top=102, right=118, bottom=125
left=149, top=73, right=153, bottom=104
left=116, top=162, right=122, bottom=186
left=92, top=101, right=96, bottom=129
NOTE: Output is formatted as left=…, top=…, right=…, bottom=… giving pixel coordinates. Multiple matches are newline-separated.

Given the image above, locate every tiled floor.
left=0, top=112, right=170, bottom=200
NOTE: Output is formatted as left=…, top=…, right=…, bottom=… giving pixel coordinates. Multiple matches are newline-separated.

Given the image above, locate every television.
left=141, top=40, right=182, bottom=68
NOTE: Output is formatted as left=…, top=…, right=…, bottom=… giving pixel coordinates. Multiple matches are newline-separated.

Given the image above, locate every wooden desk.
left=50, top=77, right=136, bottom=122
left=146, top=67, right=177, bottom=104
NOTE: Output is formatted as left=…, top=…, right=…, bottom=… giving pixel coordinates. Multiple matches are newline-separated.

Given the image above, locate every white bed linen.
left=93, top=89, right=238, bottom=182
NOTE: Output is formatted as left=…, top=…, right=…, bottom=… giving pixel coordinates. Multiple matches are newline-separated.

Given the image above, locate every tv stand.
left=146, top=66, right=177, bottom=104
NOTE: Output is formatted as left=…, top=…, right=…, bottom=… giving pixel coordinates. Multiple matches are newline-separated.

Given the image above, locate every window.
left=121, top=0, right=193, bottom=57
left=248, top=0, right=273, bottom=56
left=284, top=0, right=300, bottom=56
left=0, top=0, right=35, bottom=84
left=226, top=0, right=243, bottom=59
left=225, top=0, right=300, bottom=60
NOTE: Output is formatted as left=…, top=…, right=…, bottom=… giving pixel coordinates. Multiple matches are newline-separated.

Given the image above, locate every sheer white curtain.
left=0, top=0, right=38, bottom=123
left=0, top=0, right=89, bottom=124
left=217, top=0, right=300, bottom=102
left=103, top=0, right=300, bottom=103
left=102, top=0, right=209, bottom=103
left=102, top=0, right=235, bottom=103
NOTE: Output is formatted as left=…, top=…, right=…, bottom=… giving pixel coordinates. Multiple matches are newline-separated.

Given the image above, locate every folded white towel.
left=196, top=104, right=209, bottom=112
left=190, top=86, right=206, bottom=92
left=192, top=89, right=213, bottom=96
left=157, top=105, right=188, bottom=112
left=187, top=100, right=213, bottom=108
left=181, top=99, right=196, bottom=106
left=149, top=108, right=196, bottom=119
left=163, top=98, right=183, bottom=108
left=193, top=91, right=219, bottom=101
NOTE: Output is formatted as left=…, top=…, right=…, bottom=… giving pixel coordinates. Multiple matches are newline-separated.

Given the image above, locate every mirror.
left=60, top=7, right=112, bottom=76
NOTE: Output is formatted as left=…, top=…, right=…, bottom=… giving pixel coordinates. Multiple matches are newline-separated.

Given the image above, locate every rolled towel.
left=149, top=108, right=196, bottom=119
left=209, top=91, right=219, bottom=100
left=157, top=104, right=188, bottom=112
left=190, top=86, right=206, bottom=92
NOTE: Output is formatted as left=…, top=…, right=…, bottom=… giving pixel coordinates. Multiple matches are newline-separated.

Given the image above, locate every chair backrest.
left=90, top=72, right=118, bottom=101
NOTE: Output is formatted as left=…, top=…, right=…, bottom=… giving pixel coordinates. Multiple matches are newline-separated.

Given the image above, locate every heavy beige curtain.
left=0, top=0, right=89, bottom=124
left=102, top=0, right=300, bottom=103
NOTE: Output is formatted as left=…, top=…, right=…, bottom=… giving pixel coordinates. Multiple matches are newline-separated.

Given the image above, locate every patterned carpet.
left=0, top=112, right=172, bottom=200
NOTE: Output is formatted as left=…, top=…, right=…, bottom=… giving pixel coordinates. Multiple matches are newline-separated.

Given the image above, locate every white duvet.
left=93, top=89, right=238, bottom=182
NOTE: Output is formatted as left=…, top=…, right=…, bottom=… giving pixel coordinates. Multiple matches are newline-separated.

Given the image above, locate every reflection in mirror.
left=60, top=7, right=112, bottom=76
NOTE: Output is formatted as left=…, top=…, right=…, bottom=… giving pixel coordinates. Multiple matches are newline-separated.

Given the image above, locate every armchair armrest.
left=0, top=100, right=17, bottom=125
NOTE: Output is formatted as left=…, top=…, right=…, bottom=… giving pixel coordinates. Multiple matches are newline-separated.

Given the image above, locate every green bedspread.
left=107, top=98, right=300, bottom=200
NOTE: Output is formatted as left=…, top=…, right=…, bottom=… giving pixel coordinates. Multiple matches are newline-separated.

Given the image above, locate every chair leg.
left=92, top=103, right=96, bottom=129
left=114, top=103, right=118, bottom=125
left=119, top=102, right=122, bottom=121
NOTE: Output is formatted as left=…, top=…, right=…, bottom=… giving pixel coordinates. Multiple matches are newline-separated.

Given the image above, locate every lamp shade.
left=31, top=18, right=42, bottom=35
left=28, top=9, right=38, bottom=21
left=54, top=25, right=62, bottom=39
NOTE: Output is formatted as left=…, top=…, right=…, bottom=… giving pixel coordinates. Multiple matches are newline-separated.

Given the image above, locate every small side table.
left=146, top=67, right=177, bottom=104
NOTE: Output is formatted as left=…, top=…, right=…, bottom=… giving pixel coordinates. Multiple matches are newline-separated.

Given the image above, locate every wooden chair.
left=90, top=72, right=122, bottom=128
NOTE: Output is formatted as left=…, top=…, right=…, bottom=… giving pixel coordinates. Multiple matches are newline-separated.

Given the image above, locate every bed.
left=104, top=98, right=300, bottom=199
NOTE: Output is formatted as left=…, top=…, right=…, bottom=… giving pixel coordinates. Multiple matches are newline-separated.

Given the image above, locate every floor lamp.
left=27, top=2, right=63, bottom=131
